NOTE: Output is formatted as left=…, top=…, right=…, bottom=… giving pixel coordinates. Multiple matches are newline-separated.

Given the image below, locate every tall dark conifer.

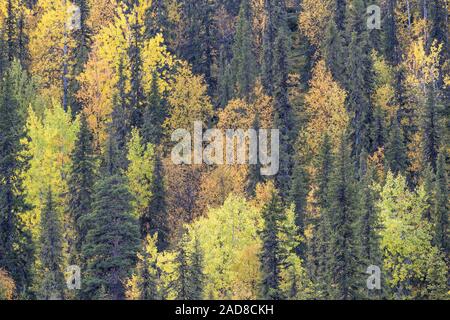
left=68, top=113, right=96, bottom=266
left=231, top=0, right=256, bottom=100
left=260, top=189, right=284, bottom=300
left=327, top=135, right=361, bottom=300
left=81, top=135, right=140, bottom=300
left=0, top=62, right=34, bottom=296
left=434, top=151, right=448, bottom=254
left=38, top=189, right=65, bottom=300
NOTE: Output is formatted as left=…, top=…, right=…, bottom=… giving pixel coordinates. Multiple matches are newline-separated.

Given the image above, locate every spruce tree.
left=231, top=0, right=256, bottom=100
left=70, top=0, right=92, bottom=114
left=322, top=21, right=345, bottom=84
left=110, top=58, right=131, bottom=171
left=128, top=12, right=146, bottom=129
left=187, top=234, right=205, bottom=300
left=345, top=0, right=375, bottom=165
left=327, top=134, right=361, bottom=300
left=217, top=47, right=233, bottom=108
left=434, top=151, right=448, bottom=254
left=38, top=189, right=65, bottom=300
left=422, top=85, right=439, bottom=171
left=142, top=73, right=166, bottom=146
left=385, top=118, right=408, bottom=174
left=260, top=188, right=284, bottom=300
left=68, top=113, right=96, bottom=266
left=179, top=0, right=213, bottom=85
left=382, top=0, right=400, bottom=65
left=175, top=232, right=205, bottom=300
left=81, top=136, right=140, bottom=300
left=147, top=152, right=169, bottom=251
left=0, top=62, right=34, bottom=296
left=131, top=234, right=159, bottom=300
left=357, top=151, right=384, bottom=299
left=311, top=135, right=333, bottom=295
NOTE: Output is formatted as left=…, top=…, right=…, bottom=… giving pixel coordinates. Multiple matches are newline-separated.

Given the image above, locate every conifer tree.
left=327, top=134, right=361, bottom=300
left=175, top=231, right=205, bottom=300
left=311, top=135, right=333, bottom=295
left=0, top=62, right=34, bottom=296
left=345, top=0, right=375, bottom=165
left=434, top=151, right=448, bottom=254
left=179, top=0, right=213, bottom=85
left=322, top=21, right=345, bottom=84
left=385, top=118, right=408, bottom=174
left=110, top=58, right=131, bottom=170
left=382, top=0, right=400, bottom=65
left=422, top=85, right=439, bottom=171
left=217, top=47, right=233, bottom=108
left=142, top=73, right=165, bottom=146
left=187, top=234, right=205, bottom=300
left=128, top=11, right=146, bottom=129
left=68, top=113, right=96, bottom=266
left=127, top=234, right=159, bottom=300
left=357, top=151, right=384, bottom=299
left=334, top=0, right=347, bottom=31
left=260, top=188, right=284, bottom=300
left=81, top=136, right=140, bottom=299
left=70, top=0, right=92, bottom=114
left=38, top=189, right=65, bottom=300
left=147, top=153, right=169, bottom=251
left=231, top=0, right=256, bottom=100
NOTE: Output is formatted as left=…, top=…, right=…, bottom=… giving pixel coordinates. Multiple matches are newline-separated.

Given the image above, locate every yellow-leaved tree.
left=304, top=60, right=349, bottom=156
left=22, top=102, right=79, bottom=238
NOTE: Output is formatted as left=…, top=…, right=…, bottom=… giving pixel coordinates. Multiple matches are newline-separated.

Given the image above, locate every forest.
left=0, top=0, right=448, bottom=300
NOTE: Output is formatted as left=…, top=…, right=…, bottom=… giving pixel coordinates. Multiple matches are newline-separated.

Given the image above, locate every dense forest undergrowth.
left=0, top=0, right=449, bottom=300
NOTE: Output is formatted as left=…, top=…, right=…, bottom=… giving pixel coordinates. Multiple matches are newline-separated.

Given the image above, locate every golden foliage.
left=298, top=0, right=333, bottom=48
left=0, top=269, right=15, bottom=300
left=304, top=60, right=349, bottom=155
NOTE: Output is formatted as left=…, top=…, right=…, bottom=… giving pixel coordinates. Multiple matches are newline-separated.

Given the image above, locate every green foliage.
left=191, top=195, right=262, bottom=299
left=0, top=61, right=34, bottom=296
left=38, top=189, right=65, bottom=300
left=377, top=173, right=448, bottom=299
left=81, top=173, right=140, bottom=300
left=68, top=113, right=96, bottom=266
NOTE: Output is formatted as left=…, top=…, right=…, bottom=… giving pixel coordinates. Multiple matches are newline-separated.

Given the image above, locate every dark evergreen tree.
left=38, top=189, right=65, bottom=300
left=217, top=47, right=233, bottom=108
left=67, top=113, right=96, bottom=266
left=322, top=21, right=345, bottom=84
left=133, top=235, right=159, bottom=300
left=144, top=0, right=169, bottom=38
left=385, top=118, right=408, bottom=174
left=327, top=134, right=361, bottom=300
left=262, top=0, right=276, bottom=95
left=142, top=73, right=166, bottom=146
left=110, top=58, right=131, bottom=171
left=259, top=189, right=284, bottom=300
left=176, top=232, right=205, bottom=300
left=383, top=0, right=400, bottom=65
left=146, top=152, right=169, bottom=250
left=345, top=30, right=375, bottom=166
left=334, top=0, right=347, bottom=31
left=81, top=136, right=140, bottom=300
left=178, top=0, right=214, bottom=85
left=422, top=85, right=439, bottom=171
left=231, top=0, right=256, bottom=100
left=128, top=11, right=146, bottom=129
left=357, top=150, right=384, bottom=299
left=434, top=151, right=448, bottom=254
left=187, top=234, right=205, bottom=300
left=310, top=135, right=333, bottom=295
left=0, top=62, right=34, bottom=297
left=70, top=0, right=92, bottom=114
